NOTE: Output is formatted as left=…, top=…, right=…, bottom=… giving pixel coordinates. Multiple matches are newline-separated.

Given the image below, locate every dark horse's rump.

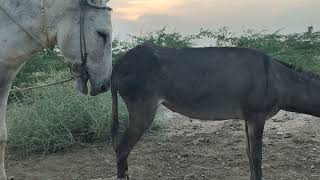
left=111, top=44, right=320, bottom=180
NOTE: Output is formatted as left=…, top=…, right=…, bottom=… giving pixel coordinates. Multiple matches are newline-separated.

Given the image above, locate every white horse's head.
left=54, top=0, right=112, bottom=96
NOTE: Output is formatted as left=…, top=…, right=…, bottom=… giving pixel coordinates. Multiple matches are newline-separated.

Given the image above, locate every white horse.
left=0, top=0, right=112, bottom=179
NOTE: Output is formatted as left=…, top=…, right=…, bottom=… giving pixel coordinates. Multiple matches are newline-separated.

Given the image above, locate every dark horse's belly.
left=162, top=99, right=244, bottom=121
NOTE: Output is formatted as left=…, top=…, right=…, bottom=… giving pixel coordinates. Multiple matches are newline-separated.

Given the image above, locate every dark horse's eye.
left=97, top=30, right=108, bottom=45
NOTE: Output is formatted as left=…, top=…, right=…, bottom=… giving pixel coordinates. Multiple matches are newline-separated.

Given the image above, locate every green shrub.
left=112, top=27, right=215, bottom=63
left=7, top=72, right=128, bottom=156
left=220, top=27, right=320, bottom=72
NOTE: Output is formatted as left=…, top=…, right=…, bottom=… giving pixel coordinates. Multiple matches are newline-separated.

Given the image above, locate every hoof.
left=116, top=174, right=129, bottom=180
left=115, top=173, right=130, bottom=180
left=8, top=177, right=14, bottom=180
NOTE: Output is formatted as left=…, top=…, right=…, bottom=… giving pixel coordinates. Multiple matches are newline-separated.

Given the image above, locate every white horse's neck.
left=0, top=1, right=39, bottom=67
left=0, top=0, right=75, bottom=69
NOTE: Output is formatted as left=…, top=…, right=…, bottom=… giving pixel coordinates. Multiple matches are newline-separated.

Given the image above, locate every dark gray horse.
left=111, top=43, right=320, bottom=180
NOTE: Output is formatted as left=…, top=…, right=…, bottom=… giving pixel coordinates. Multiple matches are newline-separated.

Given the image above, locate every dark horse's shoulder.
left=131, top=43, right=161, bottom=54
left=112, top=44, right=161, bottom=87
left=114, top=44, right=163, bottom=74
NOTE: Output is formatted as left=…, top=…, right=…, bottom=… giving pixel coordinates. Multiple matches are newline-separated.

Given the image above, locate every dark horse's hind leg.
left=245, top=117, right=265, bottom=180
left=245, top=122, right=252, bottom=167
left=115, top=98, right=158, bottom=179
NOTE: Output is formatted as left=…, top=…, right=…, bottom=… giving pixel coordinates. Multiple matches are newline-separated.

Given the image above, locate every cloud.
left=110, top=0, right=314, bottom=21
left=110, top=0, right=187, bottom=21
left=109, top=0, right=320, bottom=38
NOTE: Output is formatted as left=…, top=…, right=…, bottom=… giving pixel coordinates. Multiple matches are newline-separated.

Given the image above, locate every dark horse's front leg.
left=114, top=98, right=158, bottom=179
left=245, top=117, right=266, bottom=180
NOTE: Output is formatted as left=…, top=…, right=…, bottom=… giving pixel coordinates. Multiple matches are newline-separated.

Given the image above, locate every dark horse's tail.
left=111, top=84, right=119, bottom=142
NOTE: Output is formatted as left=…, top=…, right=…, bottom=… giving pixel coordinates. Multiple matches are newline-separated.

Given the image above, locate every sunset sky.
left=109, top=0, right=320, bottom=38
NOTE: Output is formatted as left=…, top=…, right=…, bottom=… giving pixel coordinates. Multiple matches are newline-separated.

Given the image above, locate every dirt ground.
left=6, top=107, right=320, bottom=180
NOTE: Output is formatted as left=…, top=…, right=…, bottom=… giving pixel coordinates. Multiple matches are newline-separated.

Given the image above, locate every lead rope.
left=11, top=78, right=73, bottom=93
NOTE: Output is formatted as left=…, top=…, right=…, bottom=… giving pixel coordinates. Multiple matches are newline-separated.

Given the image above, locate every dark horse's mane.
left=275, top=60, right=320, bottom=80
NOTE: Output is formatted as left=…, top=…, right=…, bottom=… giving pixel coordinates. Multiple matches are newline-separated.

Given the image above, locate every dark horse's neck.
left=276, top=61, right=320, bottom=117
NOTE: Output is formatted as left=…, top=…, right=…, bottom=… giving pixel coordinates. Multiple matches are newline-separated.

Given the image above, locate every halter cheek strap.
left=79, top=0, right=89, bottom=72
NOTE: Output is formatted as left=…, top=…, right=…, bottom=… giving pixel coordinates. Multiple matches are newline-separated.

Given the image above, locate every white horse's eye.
left=97, top=30, right=109, bottom=44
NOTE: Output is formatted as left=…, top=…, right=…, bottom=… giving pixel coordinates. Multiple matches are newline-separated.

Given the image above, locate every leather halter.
left=79, top=0, right=110, bottom=66
left=70, top=0, right=110, bottom=79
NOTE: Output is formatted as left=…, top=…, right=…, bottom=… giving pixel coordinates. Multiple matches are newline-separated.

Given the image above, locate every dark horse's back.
left=112, top=44, right=280, bottom=120
left=111, top=44, right=320, bottom=179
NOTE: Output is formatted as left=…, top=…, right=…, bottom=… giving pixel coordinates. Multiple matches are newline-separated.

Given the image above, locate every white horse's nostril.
left=100, top=84, right=108, bottom=92
left=103, top=81, right=111, bottom=90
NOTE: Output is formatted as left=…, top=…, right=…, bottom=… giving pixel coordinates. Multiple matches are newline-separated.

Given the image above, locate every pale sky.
left=109, top=0, right=320, bottom=39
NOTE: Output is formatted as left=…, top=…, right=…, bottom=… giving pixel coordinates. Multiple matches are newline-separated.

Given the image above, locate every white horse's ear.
left=88, top=0, right=109, bottom=4
left=105, top=0, right=112, bottom=11
left=87, top=0, right=111, bottom=9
